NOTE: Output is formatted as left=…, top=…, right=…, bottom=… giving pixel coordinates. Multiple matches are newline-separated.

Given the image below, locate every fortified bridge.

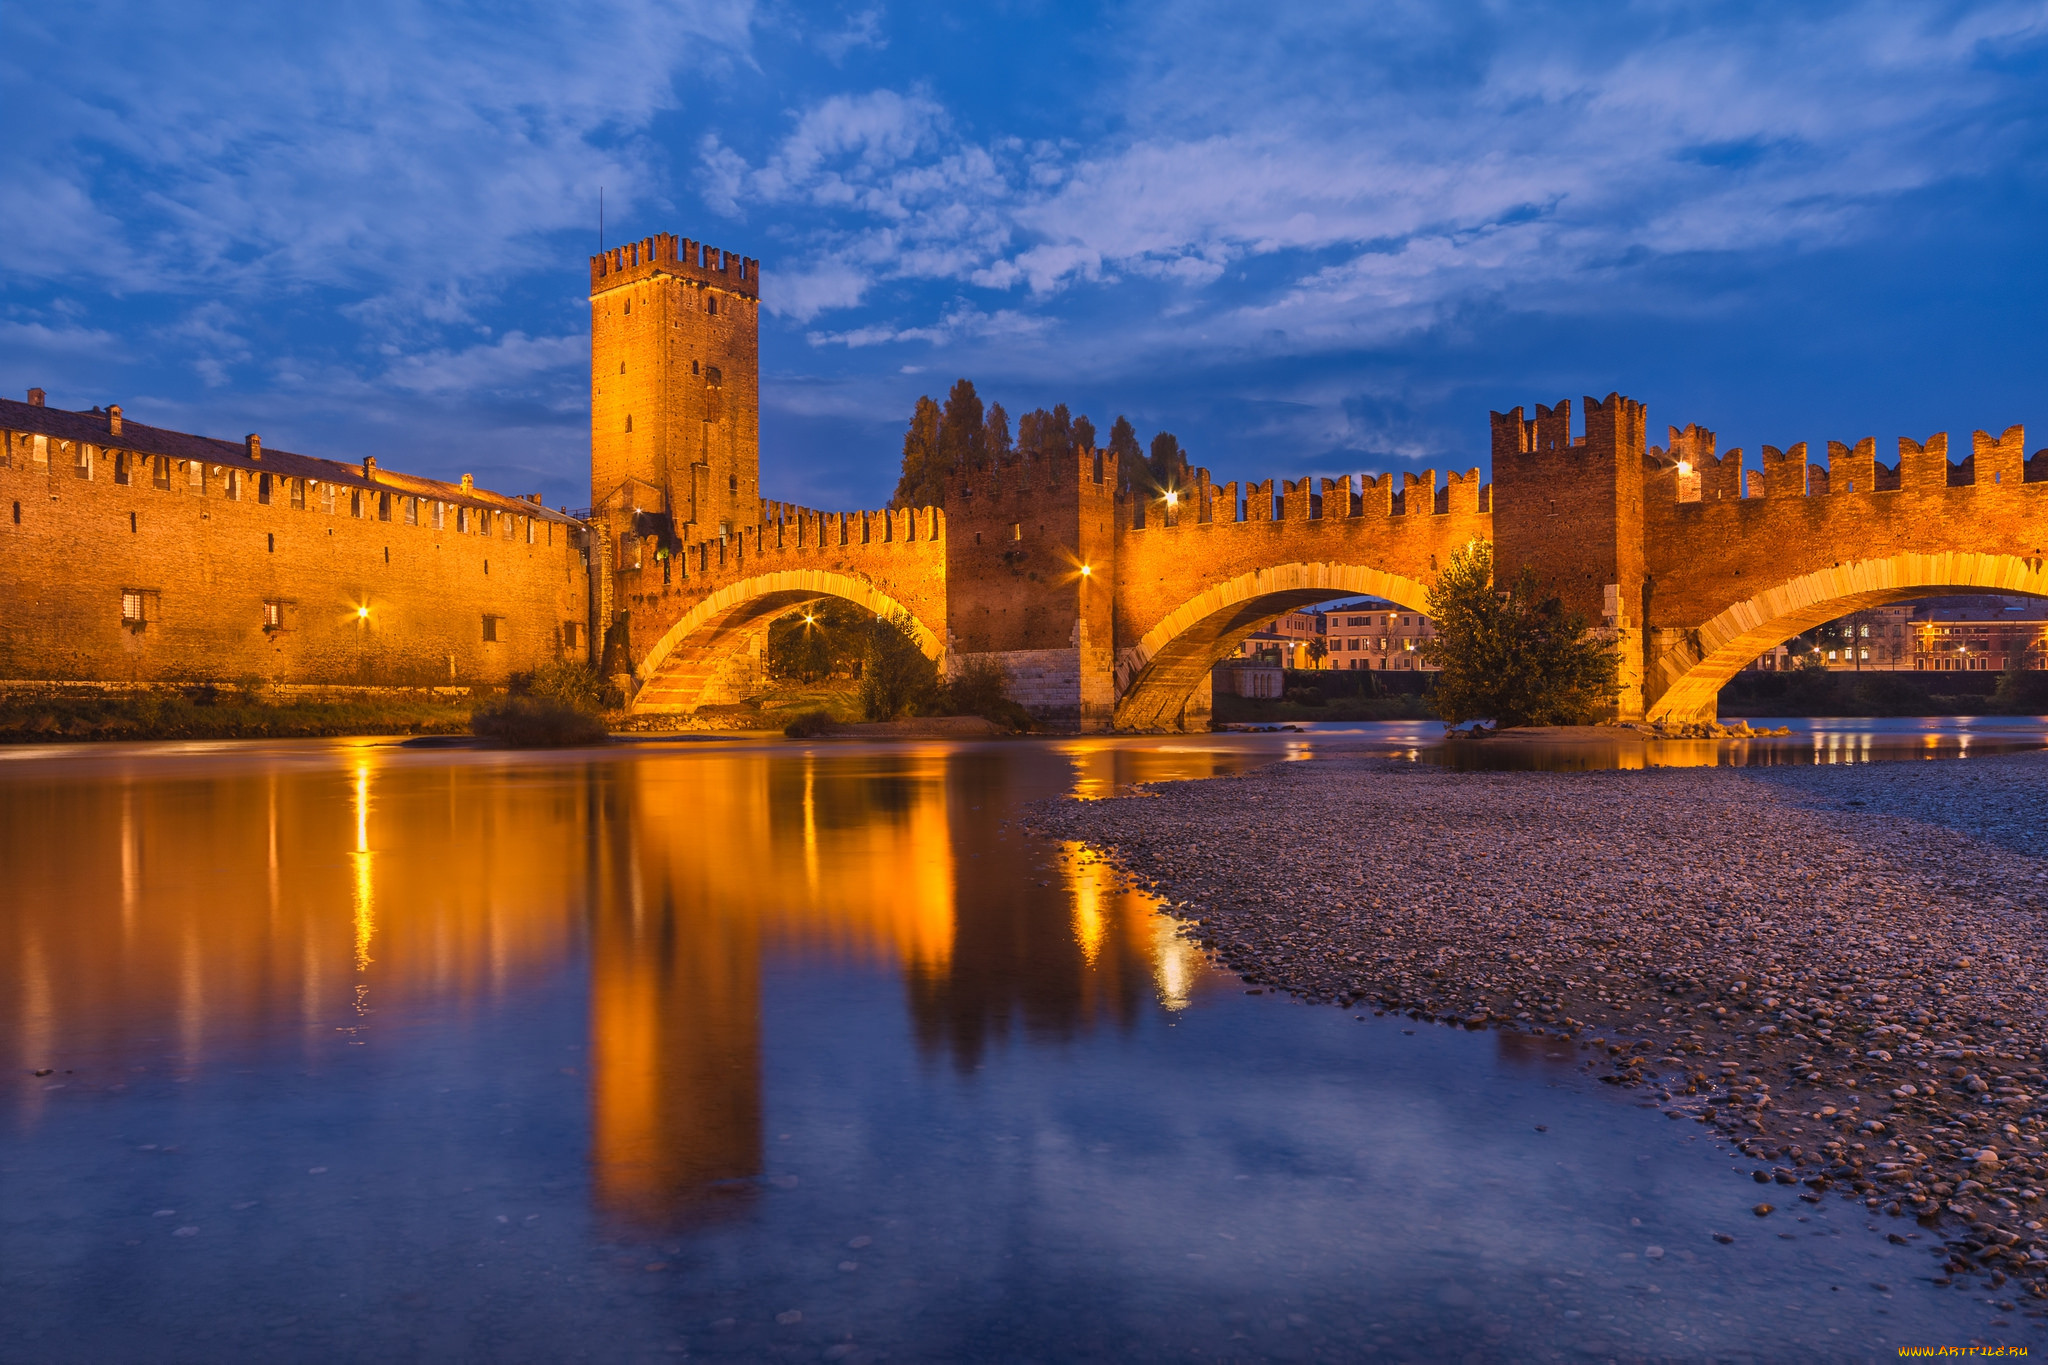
left=593, top=391, right=2048, bottom=731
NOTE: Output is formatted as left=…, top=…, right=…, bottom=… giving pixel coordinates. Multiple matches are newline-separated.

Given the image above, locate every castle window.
left=350, top=489, right=363, bottom=518
left=619, top=362, right=625, bottom=374
left=433, top=501, right=445, bottom=530
left=267, top=532, right=273, bottom=552
left=257, top=472, right=272, bottom=505
left=525, top=517, right=535, bottom=544
left=31, top=434, right=48, bottom=465
left=263, top=600, right=286, bottom=631
left=479, top=510, right=492, bottom=536
left=1010, top=522, right=1022, bottom=541
left=223, top=469, right=240, bottom=501
left=728, top=474, right=738, bottom=493
left=320, top=483, right=336, bottom=514
left=457, top=506, right=469, bottom=533
left=482, top=615, right=501, bottom=643
left=692, top=360, right=699, bottom=375
left=623, top=298, right=630, bottom=314
left=625, top=415, right=633, bottom=432
left=153, top=457, right=172, bottom=491
left=563, top=622, right=580, bottom=650
left=291, top=478, right=305, bottom=510
left=403, top=497, right=417, bottom=526
left=11, top=502, right=19, bottom=524
left=378, top=491, right=392, bottom=521
left=120, top=588, right=159, bottom=630
left=705, top=366, right=722, bottom=387
left=708, top=295, right=718, bottom=317
left=187, top=460, right=204, bottom=493
left=113, top=451, right=129, bottom=484
left=73, top=444, right=92, bottom=480
left=502, top=513, right=514, bottom=540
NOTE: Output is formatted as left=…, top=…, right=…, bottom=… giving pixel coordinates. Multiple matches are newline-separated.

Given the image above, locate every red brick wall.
left=0, top=433, right=590, bottom=688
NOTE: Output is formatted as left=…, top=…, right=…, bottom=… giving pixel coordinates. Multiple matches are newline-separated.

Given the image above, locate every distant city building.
left=1320, top=599, right=1439, bottom=672
left=1225, top=599, right=1441, bottom=672
left=1746, top=595, right=2048, bottom=673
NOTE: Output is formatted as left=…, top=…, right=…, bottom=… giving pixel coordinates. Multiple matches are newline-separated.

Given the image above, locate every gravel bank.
left=1029, top=749, right=2048, bottom=1301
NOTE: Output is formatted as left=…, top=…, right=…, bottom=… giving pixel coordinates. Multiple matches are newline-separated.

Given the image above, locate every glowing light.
left=356, top=606, right=369, bottom=619
left=1677, top=461, right=1693, bottom=476
left=1164, top=490, right=1179, bottom=507
left=1079, top=564, right=1092, bottom=577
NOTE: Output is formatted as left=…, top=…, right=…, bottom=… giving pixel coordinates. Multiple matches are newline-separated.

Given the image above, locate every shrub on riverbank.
left=783, top=709, right=835, bottom=737
left=0, top=690, right=475, bottom=742
left=470, top=695, right=609, bottom=747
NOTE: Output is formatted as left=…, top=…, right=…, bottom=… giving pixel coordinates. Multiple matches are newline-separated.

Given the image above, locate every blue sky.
left=4, top=1, right=2047, bottom=511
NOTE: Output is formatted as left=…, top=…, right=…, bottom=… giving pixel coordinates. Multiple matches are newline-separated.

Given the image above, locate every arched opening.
left=1115, top=563, right=1435, bottom=730
left=1647, top=553, right=2048, bottom=722
left=632, top=570, right=943, bottom=715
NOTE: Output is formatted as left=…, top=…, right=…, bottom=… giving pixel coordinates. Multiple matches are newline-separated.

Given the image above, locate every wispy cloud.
left=806, top=301, right=1050, bottom=348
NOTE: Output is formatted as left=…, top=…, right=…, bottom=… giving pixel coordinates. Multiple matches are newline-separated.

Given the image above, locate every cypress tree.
left=938, top=378, right=987, bottom=476
left=891, top=395, right=944, bottom=508
left=985, top=402, right=1013, bottom=465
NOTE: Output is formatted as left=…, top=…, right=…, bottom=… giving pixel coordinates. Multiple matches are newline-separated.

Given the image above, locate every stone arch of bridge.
left=1647, top=552, right=2048, bottom=722
left=631, top=569, right=943, bottom=715
left=1114, top=562, right=1436, bottom=731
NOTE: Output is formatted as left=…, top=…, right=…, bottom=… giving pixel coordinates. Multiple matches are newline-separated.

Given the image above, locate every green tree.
left=1016, top=404, right=1073, bottom=460
left=892, top=395, right=945, bottom=508
left=1146, top=431, right=1190, bottom=493
left=1419, top=540, right=1620, bottom=727
left=859, top=612, right=941, bottom=720
left=1072, top=413, right=1096, bottom=453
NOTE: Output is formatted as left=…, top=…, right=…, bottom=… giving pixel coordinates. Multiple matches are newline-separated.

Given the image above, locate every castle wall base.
left=954, top=647, right=1113, bottom=731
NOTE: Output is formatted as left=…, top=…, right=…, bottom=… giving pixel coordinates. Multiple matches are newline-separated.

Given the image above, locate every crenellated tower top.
left=589, top=233, right=759, bottom=299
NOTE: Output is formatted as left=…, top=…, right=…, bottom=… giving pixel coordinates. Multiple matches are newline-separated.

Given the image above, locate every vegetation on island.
left=470, top=659, right=612, bottom=746
left=1420, top=540, right=1621, bottom=728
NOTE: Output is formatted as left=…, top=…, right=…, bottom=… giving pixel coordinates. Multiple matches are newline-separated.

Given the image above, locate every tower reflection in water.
left=1, top=742, right=1215, bottom=1235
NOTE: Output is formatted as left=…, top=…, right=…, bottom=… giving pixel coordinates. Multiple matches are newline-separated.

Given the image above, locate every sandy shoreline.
left=1029, top=748, right=2048, bottom=1302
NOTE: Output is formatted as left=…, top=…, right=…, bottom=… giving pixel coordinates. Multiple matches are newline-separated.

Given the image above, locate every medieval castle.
left=4, top=228, right=2044, bottom=727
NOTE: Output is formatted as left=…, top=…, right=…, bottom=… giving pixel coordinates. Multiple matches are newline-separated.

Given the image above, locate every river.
left=4, top=721, right=2044, bottom=1361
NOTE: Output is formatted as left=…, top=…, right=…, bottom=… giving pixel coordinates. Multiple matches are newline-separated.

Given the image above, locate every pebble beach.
left=1030, top=747, right=2048, bottom=1303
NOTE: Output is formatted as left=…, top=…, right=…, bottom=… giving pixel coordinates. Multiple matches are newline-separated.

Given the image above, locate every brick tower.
left=1488, top=393, right=1649, bottom=717
left=589, top=234, right=760, bottom=535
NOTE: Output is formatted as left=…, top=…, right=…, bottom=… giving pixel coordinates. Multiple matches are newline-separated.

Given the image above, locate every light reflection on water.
left=0, top=732, right=2036, bottom=1360
left=1280, top=715, right=2048, bottom=770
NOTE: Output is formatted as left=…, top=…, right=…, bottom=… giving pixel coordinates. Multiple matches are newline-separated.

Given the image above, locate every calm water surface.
left=4, top=727, right=2043, bottom=1362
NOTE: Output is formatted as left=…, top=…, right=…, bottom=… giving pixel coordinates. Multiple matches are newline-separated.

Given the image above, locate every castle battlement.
left=1646, top=424, right=2044, bottom=503
left=1121, top=465, right=1492, bottom=528
left=1491, top=394, right=1648, bottom=462
left=589, top=233, right=760, bottom=299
